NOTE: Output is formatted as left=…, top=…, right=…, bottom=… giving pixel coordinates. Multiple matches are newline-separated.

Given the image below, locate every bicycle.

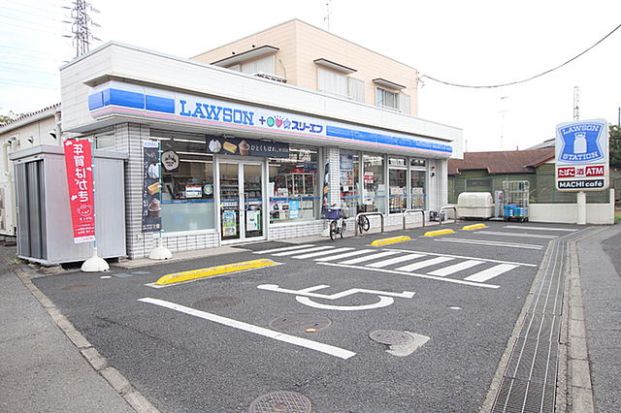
left=324, top=208, right=347, bottom=240
left=357, top=214, right=370, bottom=234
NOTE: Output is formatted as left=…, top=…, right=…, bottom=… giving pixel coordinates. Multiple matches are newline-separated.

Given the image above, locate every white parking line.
left=428, top=260, right=484, bottom=276
left=272, top=246, right=334, bottom=256
left=397, top=256, right=454, bottom=272
left=475, top=231, right=557, bottom=239
left=435, top=238, right=544, bottom=250
left=366, top=254, right=425, bottom=268
left=503, top=225, right=578, bottom=232
left=253, top=244, right=315, bottom=254
left=139, top=297, right=356, bottom=360
left=292, top=247, right=354, bottom=259
left=339, top=251, right=401, bottom=265
left=315, top=249, right=374, bottom=262
left=464, top=264, right=519, bottom=282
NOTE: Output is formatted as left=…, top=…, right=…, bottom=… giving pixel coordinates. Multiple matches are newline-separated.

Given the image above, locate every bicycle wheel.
left=358, top=215, right=370, bottom=233
left=329, top=220, right=338, bottom=241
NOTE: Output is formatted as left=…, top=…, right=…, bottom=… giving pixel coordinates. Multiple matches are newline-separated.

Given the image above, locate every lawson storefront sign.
left=87, top=82, right=453, bottom=156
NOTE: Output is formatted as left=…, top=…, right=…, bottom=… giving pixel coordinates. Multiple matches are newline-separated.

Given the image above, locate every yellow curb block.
left=423, top=229, right=455, bottom=237
left=370, top=236, right=412, bottom=247
left=462, top=223, right=488, bottom=231
left=155, top=259, right=277, bottom=286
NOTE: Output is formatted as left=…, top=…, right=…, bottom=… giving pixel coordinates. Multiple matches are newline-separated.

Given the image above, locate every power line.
left=420, top=22, right=621, bottom=89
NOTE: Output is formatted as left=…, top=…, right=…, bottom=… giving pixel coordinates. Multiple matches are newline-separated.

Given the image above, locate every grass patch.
left=615, top=209, right=621, bottom=224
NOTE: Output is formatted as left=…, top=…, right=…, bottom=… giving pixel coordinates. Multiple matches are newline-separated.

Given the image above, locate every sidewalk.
left=0, top=247, right=137, bottom=413
left=577, top=225, right=621, bottom=413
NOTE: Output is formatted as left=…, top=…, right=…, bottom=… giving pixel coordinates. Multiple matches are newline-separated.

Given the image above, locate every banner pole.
left=81, top=137, right=110, bottom=272
left=148, top=140, right=172, bottom=260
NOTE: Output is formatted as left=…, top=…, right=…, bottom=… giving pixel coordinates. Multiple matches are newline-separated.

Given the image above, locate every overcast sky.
left=2, top=0, right=620, bottom=151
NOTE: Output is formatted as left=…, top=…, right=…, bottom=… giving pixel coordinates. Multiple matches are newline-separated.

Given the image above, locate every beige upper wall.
left=193, top=20, right=299, bottom=85
left=192, top=19, right=418, bottom=115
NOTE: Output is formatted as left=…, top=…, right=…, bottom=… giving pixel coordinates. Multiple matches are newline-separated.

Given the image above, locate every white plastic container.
left=456, top=192, right=494, bottom=219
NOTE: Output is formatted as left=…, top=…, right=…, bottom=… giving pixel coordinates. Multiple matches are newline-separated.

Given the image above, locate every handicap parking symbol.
left=257, top=284, right=415, bottom=311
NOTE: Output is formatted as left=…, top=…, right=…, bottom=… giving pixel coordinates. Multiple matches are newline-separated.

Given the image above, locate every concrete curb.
left=369, top=235, right=411, bottom=247
left=154, top=258, right=277, bottom=286
left=563, top=240, right=595, bottom=413
left=11, top=264, right=161, bottom=413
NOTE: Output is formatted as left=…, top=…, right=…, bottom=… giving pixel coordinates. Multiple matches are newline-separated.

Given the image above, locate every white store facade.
left=60, top=42, right=463, bottom=259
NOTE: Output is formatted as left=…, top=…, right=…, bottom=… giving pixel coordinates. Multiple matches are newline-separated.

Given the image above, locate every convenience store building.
left=59, top=24, right=462, bottom=259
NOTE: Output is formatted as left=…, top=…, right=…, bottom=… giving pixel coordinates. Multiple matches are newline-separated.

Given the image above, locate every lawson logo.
left=557, top=121, right=606, bottom=163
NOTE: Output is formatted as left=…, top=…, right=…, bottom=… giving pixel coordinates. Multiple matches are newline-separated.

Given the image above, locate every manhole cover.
left=369, top=330, right=414, bottom=346
left=248, top=391, right=312, bottom=413
left=269, top=313, right=331, bottom=334
left=192, top=296, right=242, bottom=311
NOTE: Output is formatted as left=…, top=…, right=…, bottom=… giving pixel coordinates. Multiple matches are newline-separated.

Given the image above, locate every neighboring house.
left=448, top=147, right=615, bottom=223
left=192, top=19, right=417, bottom=116
left=0, top=104, right=61, bottom=237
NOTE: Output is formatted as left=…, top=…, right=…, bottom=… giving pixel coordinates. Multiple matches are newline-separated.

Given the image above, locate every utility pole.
left=499, top=95, right=508, bottom=150
left=573, top=86, right=580, bottom=121
left=63, top=0, right=100, bottom=58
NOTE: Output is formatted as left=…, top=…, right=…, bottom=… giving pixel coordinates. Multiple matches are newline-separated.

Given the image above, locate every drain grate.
left=369, top=330, right=413, bottom=346
left=491, top=239, right=566, bottom=412
left=192, top=296, right=243, bottom=311
left=248, top=391, right=312, bottom=413
left=269, top=313, right=331, bottom=334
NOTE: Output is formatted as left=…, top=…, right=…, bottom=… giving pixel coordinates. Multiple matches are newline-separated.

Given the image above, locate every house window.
left=375, top=88, right=411, bottom=113
left=317, top=68, right=364, bottom=102
left=376, top=87, right=398, bottom=110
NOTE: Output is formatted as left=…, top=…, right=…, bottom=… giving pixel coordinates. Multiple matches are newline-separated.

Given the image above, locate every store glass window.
left=156, top=132, right=215, bottom=232
left=269, top=146, right=319, bottom=223
left=389, top=157, right=407, bottom=213
left=362, top=154, right=385, bottom=213
left=339, top=151, right=360, bottom=217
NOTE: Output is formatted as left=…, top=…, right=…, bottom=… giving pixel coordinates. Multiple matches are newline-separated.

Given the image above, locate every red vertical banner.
left=64, top=138, right=96, bottom=243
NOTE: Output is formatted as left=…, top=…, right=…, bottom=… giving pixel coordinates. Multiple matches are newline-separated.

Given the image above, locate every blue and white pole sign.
left=555, top=119, right=609, bottom=192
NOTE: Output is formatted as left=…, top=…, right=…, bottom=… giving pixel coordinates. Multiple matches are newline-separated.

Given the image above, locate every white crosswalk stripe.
left=253, top=244, right=315, bottom=254
left=427, top=260, right=484, bottom=277
left=397, top=256, right=454, bottom=272
left=293, top=247, right=354, bottom=259
left=339, top=251, right=401, bottom=265
left=272, top=246, right=334, bottom=257
left=315, top=249, right=374, bottom=262
left=253, top=244, right=531, bottom=286
left=464, top=264, right=518, bottom=282
left=366, top=254, right=425, bottom=268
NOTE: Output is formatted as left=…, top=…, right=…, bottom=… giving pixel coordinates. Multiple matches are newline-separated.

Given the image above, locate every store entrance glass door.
left=219, top=161, right=264, bottom=242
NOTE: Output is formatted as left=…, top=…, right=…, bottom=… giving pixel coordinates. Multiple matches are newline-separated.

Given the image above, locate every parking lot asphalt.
left=33, top=221, right=586, bottom=413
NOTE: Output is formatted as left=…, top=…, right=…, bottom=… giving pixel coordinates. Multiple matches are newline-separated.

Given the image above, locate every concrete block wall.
left=113, top=123, right=155, bottom=259
left=269, top=221, right=324, bottom=240
left=161, top=231, right=219, bottom=253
